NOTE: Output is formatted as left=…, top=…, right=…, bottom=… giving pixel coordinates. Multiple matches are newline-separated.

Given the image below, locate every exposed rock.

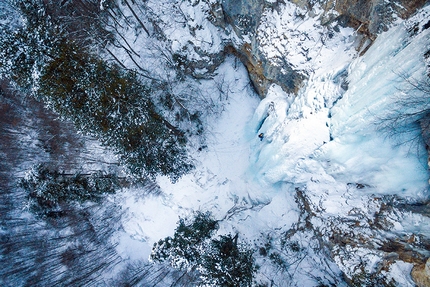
left=219, top=0, right=306, bottom=96
left=425, top=49, right=430, bottom=77
left=378, top=238, right=429, bottom=266
left=292, top=186, right=430, bottom=286
left=412, top=258, right=430, bottom=287
left=221, top=0, right=265, bottom=35
left=209, top=0, right=428, bottom=97
left=223, top=44, right=304, bottom=96
left=319, top=0, right=428, bottom=55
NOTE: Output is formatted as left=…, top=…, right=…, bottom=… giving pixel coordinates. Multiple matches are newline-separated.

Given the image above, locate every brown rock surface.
left=215, top=0, right=428, bottom=97
left=412, top=258, right=430, bottom=287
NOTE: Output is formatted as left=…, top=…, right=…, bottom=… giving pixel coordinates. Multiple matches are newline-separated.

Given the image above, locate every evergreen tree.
left=200, top=234, right=256, bottom=287
left=151, top=211, right=219, bottom=268
left=19, top=164, right=119, bottom=217
left=0, top=0, right=60, bottom=94
left=151, top=212, right=257, bottom=286
left=38, top=41, right=193, bottom=181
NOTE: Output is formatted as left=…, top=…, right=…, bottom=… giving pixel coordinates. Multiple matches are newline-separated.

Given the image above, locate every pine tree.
left=19, top=164, right=119, bottom=217
left=0, top=0, right=60, bottom=95
left=151, top=211, right=219, bottom=268
left=38, top=41, right=193, bottom=180
left=200, top=234, right=256, bottom=287
left=151, top=212, right=257, bottom=286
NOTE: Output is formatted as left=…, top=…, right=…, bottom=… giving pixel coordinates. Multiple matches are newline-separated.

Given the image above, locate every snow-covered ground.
left=110, top=1, right=429, bottom=285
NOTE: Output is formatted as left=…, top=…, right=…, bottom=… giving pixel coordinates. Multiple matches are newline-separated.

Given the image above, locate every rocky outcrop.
left=295, top=185, right=430, bottom=286
left=220, top=0, right=305, bottom=96
left=412, top=258, right=430, bottom=287
left=210, top=0, right=428, bottom=97
left=318, top=0, right=428, bottom=56
left=223, top=43, right=305, bottom=96
left=319, top=0, right=428, bottom=33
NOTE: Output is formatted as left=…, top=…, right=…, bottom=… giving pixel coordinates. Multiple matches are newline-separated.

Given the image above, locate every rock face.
left=318, top=0, right=429, bottom=57
left=412, top=258, right=430, bottom=287
left=220, top=0, right=305, bottom=96
left=319, top=0, right=428, bottom=33
left=213, top=0, right=428, bottom=97
left=221, top=0, right=265, bottom=35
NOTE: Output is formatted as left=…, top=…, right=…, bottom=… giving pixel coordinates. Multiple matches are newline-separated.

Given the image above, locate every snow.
left=115, top=57, right=301, bottom=268
left=257, top=2, right=356, bottom=76
left=385, top=261, right=415, bottom=287
left=102, top=0, right=225, bottom=80
left=115, top=56, right=266, bottom=252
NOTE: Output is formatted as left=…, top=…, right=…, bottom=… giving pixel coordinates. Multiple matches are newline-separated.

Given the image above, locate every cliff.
left=210, top=0, right=428, bottom=97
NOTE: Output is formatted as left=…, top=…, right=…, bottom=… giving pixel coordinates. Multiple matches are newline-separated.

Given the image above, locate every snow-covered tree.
left=0, top=0, right=59, bottom=95
left=199, top=234, right=256, bottom=287
left=151, top=212, right=257, bottom=286
left=19, top=164, right=119, bottom=216
left=377, top=72, right=430, bottom=147
left=151, top=211, right=219, bottom=268
left=38, top=42, right=193, bottom=181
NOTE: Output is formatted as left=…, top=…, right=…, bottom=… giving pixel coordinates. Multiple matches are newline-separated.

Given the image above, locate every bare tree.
left=376, top=72, right=430, bottom=148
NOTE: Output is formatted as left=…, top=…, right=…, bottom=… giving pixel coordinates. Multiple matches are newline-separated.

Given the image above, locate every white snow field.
left=112, top=2, right=430, bottom=285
